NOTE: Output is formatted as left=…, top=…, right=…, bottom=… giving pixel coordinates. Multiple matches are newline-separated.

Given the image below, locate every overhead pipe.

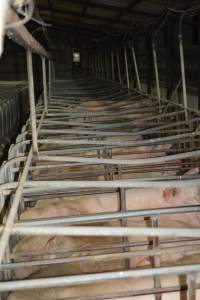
left=0, top=0, right=9, bottom=56
left=4, top=3, right=49, bottom=58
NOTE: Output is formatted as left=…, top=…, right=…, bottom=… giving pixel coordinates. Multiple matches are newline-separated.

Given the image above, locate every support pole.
left=152, top=43, right=161, bottom=111
left=42, top=57, right=48, bottom=112
left=111, top=49, right=115, bottom=81
left=179, top=34, right=188, bottom=121
left=97, top=52, right=100, bottom=78
left=116, top=50, right=122, bottom=85
left=131, top=46, right=141, bottom=91
left=94, top=53, right=97, bottom=78
left=48, top=60, right=51, bottom=99
left=146, top=34, right=153, bottom=94
left=187, top=273, right=196, bottom=300
left=26, top=50, right=38, bottom=154
left=100, top=52, right=104, bottom=79
left=105, top=49, right=109, bottom=80
left=166, top=18, right=175, bottom=99
left=124, top=47, right=130, bottom=89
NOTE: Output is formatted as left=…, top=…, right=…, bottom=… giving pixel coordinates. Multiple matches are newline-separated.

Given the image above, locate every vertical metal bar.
left=96, top=53, right=98, bottom=78
left=152, top=216, right=162, bottom=300
left=26, top=50, right=38, bottom=154
left=116, top=50, right=122, bottom=85
left=42, top=57, right=48, bottom=112
left=51, top=60, right=56, bottom=80
left=124, top=47, right=130, bottom=89
left=95, top=52, right=98, bottom=78
left=97, top=52, right=100, bottom=78
left=152, top=43, right=161, bottom=111
left=94, top=53, right=97, bottom=78
left=179, top=34, right=188, bottom=121
left=105, top=49, right=109, bottom=80
left=146, top=34, right=153, bottom=94
left=187, top=273, right=196, bottom=300
left=119, top=187, right=130, bottom=269
left=48, top=60, right=51, bottom=99
left=111, top=49, right=115, bottom=81
left=100, top=52, right=104, bottom=79
left=198, top=14, right=200, bottom=110
left=131, top=46, right=141, bottom=91
left=166, top=18, right=174, bottom=99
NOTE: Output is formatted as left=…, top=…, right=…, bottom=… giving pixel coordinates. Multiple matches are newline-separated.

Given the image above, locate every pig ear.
left=184, top=168, right=199, bottom=176
left=163, top=188, right=177, bottom=202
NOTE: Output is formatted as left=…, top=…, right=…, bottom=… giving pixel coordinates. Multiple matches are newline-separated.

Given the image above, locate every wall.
left=48, top=29, right=92, bottom=79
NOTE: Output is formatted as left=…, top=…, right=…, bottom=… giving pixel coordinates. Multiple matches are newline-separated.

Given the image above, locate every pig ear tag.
left=163, top=188, right=177, bottom=202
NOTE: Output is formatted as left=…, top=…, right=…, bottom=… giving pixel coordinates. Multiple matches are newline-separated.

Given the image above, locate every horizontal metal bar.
left=2, top=244, right=200, bottom=272
left=1, top=264, right=200, bottom=292
left=37, top=148, right=200, bottom=165
left=17, top=206, right=200, bottom=226
left=1, top=177, right=200, bottom=195
left=1, top=225, right=200, bottom=238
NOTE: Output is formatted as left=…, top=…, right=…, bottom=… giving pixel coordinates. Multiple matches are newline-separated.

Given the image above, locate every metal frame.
left=0, top=76, right=200, bottom=299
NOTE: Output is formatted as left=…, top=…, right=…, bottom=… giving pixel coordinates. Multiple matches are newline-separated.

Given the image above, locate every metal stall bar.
left=0, top=107, right=45, bottom=264
left=111, top=49, right=115, bottom=81
left=124, top=47, right=130, bottom=89
left=152, top=43, right=161, bottom=111
left=131, top=46, right=142, bottom=91
left=178, top=13, right=189, bottom=121
left=1, top=70, right=200, bottom=300
left=1, top=264, right=200, bottom=292
left=27, top=50, right=38, bottom=154
left=116, top=50, right=122, bottom=85
left=48, top=60, right=52, bottom=98
left=42, top=57, right=48, bottom=112
left=179, top=33, right=188, bottom=121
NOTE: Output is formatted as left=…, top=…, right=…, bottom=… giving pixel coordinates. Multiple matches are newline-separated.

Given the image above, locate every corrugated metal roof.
left=35, top=0, right=199, bottom=36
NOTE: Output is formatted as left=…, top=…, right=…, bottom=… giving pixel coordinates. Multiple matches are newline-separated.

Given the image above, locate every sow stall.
left=1, top=77, right=200, bottom=300
left=1, top=1, right=200, bottom=299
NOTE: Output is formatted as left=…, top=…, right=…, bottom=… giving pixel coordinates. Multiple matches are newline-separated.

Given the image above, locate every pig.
left=7, top=265, right=200, bottom=300
left=80, top=100, right=133, bottom=112
left=33, top=141, right=174, bottom=181
left=21, top=170, right=200, bottom=227
left=12, top=220, right=199, bottom=280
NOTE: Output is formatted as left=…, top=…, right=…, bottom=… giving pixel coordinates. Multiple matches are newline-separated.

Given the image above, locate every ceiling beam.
left=49, top=24, right=101, bottom=39
left=38, top=6, right=130, bottom=25
left=108, top=0, right=143, bottom=25
left=82, top=0, right=91, bottom=14
left=47, top=0, right=158, bottom=18
left=42, top=15, right=122, bottom=36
